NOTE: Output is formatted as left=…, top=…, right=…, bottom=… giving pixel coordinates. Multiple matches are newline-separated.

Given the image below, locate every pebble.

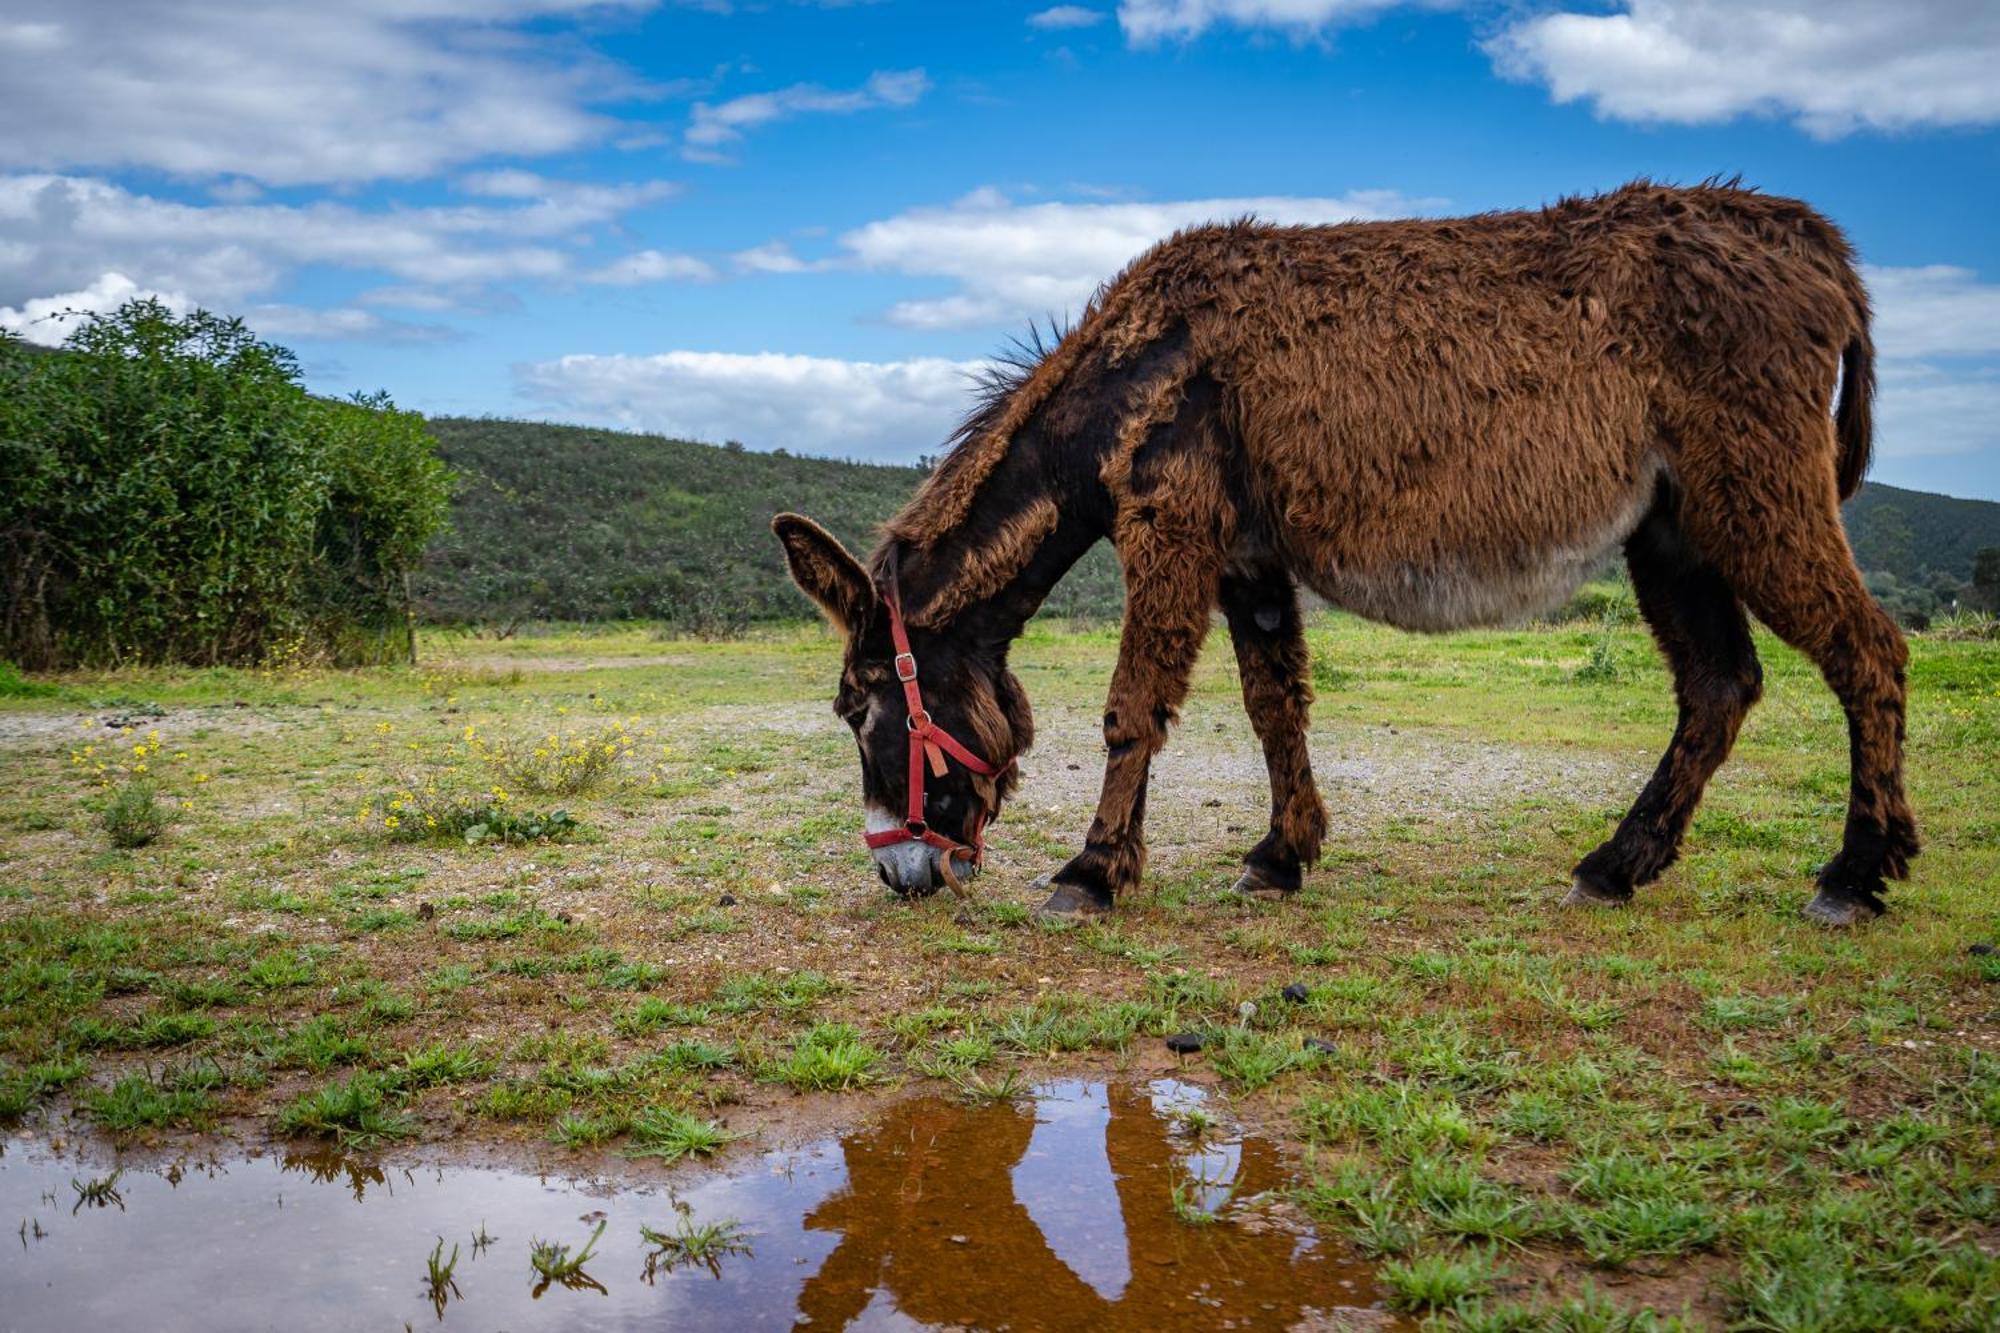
left=1165, top=1032, right=1205, bottom=1054
left=1304, top=1038, right=1338, bottom=1055
left=1970, top=943, right=1996, bottom=957
left=718, top=893, right=737, bottom=907
left=1280, top=982, right=1310, bottom=1004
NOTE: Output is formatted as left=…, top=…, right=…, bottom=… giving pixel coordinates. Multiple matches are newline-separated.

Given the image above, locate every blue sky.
left=4, top=1, right=1999, bottom=498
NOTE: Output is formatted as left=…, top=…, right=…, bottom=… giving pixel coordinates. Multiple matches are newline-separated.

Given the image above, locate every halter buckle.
left=893, top=652, right=918, bottom=682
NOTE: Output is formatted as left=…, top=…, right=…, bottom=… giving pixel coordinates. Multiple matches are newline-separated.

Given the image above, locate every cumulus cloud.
left=1865, top=265, right=2000, bottom=361
left=827, top=186, right=1440, bottom=328
left=0, top=270, right=447, bottom=347
left=1029, top=6, right=1108, bottom=30
left=684, top=70, right=930, bottom=162
left=583, top=250, right=717, bottom=284
left=516, top=350, right=988, bottom=459
left=1488, top=0, right=2000, bottom=137
left=1858, top=263, right=2000, bottom=462
left=0, top=172, right=688, bottom=339
left=1118, top=0, right=1415, bottom=43
left=0, top=0, right=651, bottom=186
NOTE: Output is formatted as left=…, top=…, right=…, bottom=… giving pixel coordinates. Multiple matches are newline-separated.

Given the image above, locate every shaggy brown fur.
left=778, top=181, right=1915, bottom=924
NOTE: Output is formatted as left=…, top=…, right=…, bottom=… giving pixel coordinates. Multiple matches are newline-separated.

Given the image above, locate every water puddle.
left=3, top=1079, right=1396, bottom=1330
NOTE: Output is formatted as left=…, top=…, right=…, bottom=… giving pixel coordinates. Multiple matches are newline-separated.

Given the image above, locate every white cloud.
left=0, top=272, right=188, bottom=345
left=0, top=172, right=687, bottom=338
left=1118, top=0, right=1414, bottom=43
left=1865, top=265, right=2000, bottom=361
left=1029, top=6, right=1108, bottom=30
left=1861, top=263, right=2000, bottom=461
left=583, top=249, right=717, bottom=284
left=1488, top=0, right=2000, bottom=137
left=829, top=186, right=1440, bottom=328
left=0, top=0, right=651, bottom=186
left=0, top=271, right=447, bottom=347
left=516, top=350, right=987, bottom=459
left=685, top=69, right=931, bottom=162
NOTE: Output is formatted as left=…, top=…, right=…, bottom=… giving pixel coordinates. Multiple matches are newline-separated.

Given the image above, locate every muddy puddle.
left=3, top=1079, right=1397, bottom=1331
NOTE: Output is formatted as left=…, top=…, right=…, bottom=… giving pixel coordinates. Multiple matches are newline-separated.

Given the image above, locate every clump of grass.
left=275, top=1072, right=414, bottom=1146
left=102, top=776, right=173, bottom=848
left=624, top=1106, right=735, bottom=1161
left=0, top=1055, right=90, bottom=1121
left=1170, top=1176, right=1219, bottom=1226
left=640, top=1213, right=753, bottom=1279
left=529, top=1219, right=607, bottom=1294
left=82, top=1071, right=213, bottom=1132
left=424, top=1236, right=461, bottom=1317
left=1380, top=1247, right=1499, bottom=1311
left=398, top=1041, right=495, bottom=1088
left=71, top=1170, right=125, bottom=1212
left=770, top=1024, right=881, bottom=1092
left=1210, top=1029, right=1324, bottom=1092
left=950, top=1067, right=1025, bottom=1105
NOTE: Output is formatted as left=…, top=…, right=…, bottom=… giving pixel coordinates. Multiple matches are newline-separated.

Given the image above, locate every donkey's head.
left=773, top=513, right=1031, bottom=897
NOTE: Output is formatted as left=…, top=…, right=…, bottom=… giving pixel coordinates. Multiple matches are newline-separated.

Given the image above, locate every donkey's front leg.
left=1037, top=559, right=1220, bottom=916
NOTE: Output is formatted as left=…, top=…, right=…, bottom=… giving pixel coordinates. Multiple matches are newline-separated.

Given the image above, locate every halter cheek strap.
left=861, top=580, right=1006, bottom=867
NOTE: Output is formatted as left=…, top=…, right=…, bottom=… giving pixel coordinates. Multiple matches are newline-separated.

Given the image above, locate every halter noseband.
left=861, top=574, right=1006, bottom=871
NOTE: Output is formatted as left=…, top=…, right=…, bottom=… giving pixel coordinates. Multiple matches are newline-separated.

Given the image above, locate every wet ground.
left=2, top=1080, right=1397, bottom=1331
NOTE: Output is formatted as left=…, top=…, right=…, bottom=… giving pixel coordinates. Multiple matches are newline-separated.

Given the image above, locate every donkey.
left=775, top=181, right=1917, bottom=927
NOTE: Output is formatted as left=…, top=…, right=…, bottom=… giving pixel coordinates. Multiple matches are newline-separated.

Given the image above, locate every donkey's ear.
left=773, top=513, right=872, bottom=634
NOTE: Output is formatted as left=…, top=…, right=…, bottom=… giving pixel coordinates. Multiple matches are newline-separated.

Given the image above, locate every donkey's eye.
left=841, top=706, right=868, bottom=729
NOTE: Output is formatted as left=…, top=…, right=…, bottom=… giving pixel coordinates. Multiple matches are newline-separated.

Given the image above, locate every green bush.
left=0, top=305, right=450, bottom=668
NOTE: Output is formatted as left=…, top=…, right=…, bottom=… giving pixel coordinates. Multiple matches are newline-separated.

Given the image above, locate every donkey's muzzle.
left=872, top=840, right=978, bottom=898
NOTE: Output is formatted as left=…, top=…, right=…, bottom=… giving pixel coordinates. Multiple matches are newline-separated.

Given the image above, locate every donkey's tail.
left=1835, top=329, right=1874, bottom=501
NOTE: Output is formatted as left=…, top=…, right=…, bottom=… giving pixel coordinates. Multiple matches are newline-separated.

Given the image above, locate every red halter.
left=861, top=578, right=1004, bottom=870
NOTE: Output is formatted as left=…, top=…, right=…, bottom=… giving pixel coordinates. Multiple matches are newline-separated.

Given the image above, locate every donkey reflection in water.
left=776, top=182, right=1916, bottom=926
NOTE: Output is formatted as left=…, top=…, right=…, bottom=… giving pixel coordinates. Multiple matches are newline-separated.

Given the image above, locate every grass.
left=639, top=1214, right=753, bottom=1277
left=2, top=617, right=1997, bottom=1326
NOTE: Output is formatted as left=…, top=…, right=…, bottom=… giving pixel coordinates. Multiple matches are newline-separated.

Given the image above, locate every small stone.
left=718, top=893, right=737, bottom=907
left=1304, top=1037, right=1338, bottom=1055
left=1969, top=943, right=1996, bottom=957
left=949, top=1234, right=969, bottom=1245
left=416, top=902, right=435, bottom=921
left=1165, top=1032, right=1205, bottom=1054
left=1281, top=982, right=1310, bottom=1004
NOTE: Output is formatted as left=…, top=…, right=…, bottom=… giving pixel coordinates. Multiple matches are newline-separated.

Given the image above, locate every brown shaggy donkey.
left=775, top=181, right=1916, bottom=927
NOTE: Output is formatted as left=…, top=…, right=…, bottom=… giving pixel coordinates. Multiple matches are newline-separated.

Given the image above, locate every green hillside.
left=417, top=417, right=2000, bottom=629
left=415, top=416, right=1125, bottom=631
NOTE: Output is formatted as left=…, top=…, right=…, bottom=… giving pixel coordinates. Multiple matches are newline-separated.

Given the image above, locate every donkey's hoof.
left=1036, top=881, right=1113, bottom=918
left=1800, top=889, right=1883, bottom=928
left=1561, top=875, right=1629, bottom=909
left=1230, top=867, right=1295, bottom=902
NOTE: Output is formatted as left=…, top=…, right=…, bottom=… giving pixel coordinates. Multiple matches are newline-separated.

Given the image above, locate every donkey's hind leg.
left=1684, top=447, right=1918, bottom=924
left=1568, top=508, right=1762, bottom=907
left=1219, top=568, right=1326, bottom=899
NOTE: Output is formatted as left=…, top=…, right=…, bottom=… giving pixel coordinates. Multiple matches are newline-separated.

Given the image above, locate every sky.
left=3, top=0, right=1999, bottom=499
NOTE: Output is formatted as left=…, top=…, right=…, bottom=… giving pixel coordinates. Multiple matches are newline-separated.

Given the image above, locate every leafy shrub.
left=101, top=776, right=172, bottom=848
left=0, top=660, right=58, bottom=698
left=0, top=305, right=449, bottom=668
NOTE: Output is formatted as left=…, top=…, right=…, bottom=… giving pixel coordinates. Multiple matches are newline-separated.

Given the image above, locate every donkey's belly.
left=1302, top=474, right=1657, bottom=633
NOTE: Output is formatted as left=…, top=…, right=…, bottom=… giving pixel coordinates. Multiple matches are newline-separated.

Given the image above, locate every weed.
left=640, top=1213, right=753, bottom=1279
left=83, top=1072, right=212, bottom=1131
left=1380, top=1247, right=1498, bottom=1311
left=275, top=1073, right=413, bottom=1146
left=102, top=776, right=173, bottom=848
left=624, top=1106, right=735, bottom=1162
left=424, top=1237, right=461, bottom=1316
left=529, top=1219, right=607, bottom=1294
left=770, top=1023, right=881, bottom=1092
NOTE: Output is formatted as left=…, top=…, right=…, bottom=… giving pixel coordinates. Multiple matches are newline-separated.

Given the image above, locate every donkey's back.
left=1107, top=182, right=1871, bottom=632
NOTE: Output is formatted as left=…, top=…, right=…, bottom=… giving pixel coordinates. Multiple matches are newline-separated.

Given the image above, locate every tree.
left=0, top=301, right=451, bottom=668
left=1972, top=546, right=2000, bottom=613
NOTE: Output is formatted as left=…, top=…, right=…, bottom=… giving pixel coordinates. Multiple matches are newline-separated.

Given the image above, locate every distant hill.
left=415, top=416, right=1124, bottom=630
left=415, top=417, right=2000, bottom=628
left=1842, top=481, right=2000, bottom=583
